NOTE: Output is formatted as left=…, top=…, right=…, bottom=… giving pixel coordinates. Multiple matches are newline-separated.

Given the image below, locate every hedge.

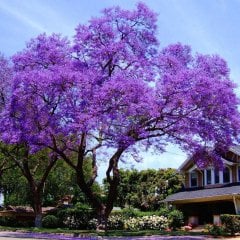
left=220, top=214, right=240, bottom=235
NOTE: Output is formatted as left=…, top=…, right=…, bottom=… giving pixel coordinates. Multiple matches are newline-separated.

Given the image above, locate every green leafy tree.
left=0, top=154, right=101, bottom=207
left=104, top=168, right=183, bottom=210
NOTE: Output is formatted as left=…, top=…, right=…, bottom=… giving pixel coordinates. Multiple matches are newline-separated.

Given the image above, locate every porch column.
left=211, top=169, right=215, bottom=184
left=233, top=195, right=240, bottom=214
left=219, top=171, right=223, bottom=184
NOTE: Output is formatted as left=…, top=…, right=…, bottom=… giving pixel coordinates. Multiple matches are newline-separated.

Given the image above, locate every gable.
left=179, top=145, right=240, bottom=172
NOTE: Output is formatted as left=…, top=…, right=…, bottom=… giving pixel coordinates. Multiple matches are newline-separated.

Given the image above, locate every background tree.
left=103, top=168, right=183, bottom=210
left=0, top=155, right=101, bottom=207
left=1, top=3, right=240, bottom=230
left=0, top=145, right=58, bottom=227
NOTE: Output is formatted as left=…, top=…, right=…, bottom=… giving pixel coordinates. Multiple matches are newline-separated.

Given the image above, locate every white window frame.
left=203, top=166, right=232, bottom=186
left=189, top=171, right=198, bottom=187
left=204, top=168, right=214, bottom=185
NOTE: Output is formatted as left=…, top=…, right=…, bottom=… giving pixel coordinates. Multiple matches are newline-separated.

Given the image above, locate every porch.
left=164, top=185, right=240, bottom=225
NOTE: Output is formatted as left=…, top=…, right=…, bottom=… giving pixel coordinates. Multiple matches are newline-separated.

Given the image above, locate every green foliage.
left=1, top=171, right=32, bottom=206
left=168, top=209, right=184, bottom=230
left=42, top=156, right=102, bottom=206
left=103, top=168, right=183, bottom=210
left=111, top=208, right=162, bottom=219
left=0, top=152, right=101, bottom=207
left=42, top=215, right=59, bottom=228
left=220, top=214, right=240, bottom=235
left=205, top=224, right=226, bottom=236
left=56, top=206, right=95, bottom=229
left=0, top=216, right=33, bottom=227
left=156, top=207, right=171, bottom=217
left=119, top=208, right=138, bottom=218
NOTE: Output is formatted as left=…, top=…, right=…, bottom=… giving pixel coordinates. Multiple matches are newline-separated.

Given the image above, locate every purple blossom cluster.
left=0, top=3, right=239, bottom=158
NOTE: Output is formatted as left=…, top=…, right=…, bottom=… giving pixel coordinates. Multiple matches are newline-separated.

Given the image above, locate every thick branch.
left=87, top=148, right=98, bottom=187
left=105, top=148, right=125, bottom=217
left=38, top=154, right=58, bottom=190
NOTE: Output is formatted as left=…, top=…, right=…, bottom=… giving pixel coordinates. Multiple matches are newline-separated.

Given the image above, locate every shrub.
left=156, top=207, right=171, bottom=217
left=220, top=214, right=240, bottom=235
left=107, top=215, right=124, bottom=230
left=88, top=215, right=125, bottom=230
left=42, top=215, right=59, bottom=228
left=120, top=208, right=138, bottom=218
left=0, top=216, right=33, bottom=227
left=205, top=224, right=226, bottom=237
left=168, top=209, right=184, bottom=230
left=88, top=218, right=98, bottom=230
left=57, top=207, right=95, bottom=229
left=124, top=215, right=168, bottom=230
left=124, top=217, right=139, bottom=230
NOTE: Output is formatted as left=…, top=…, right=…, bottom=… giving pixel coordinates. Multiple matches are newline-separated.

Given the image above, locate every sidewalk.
left=0, top=231, right=240, bottom=240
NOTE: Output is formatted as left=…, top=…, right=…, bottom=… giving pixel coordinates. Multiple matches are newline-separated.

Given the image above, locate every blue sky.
left=0, top=0, right=240, bottom=181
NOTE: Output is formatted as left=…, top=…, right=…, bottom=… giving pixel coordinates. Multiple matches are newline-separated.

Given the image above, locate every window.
left=214, top=170, right=219, bottom=184
left=206, top=169, right=212, bottom=185
left=223, top=167, right=230, bottom=183
left=190, top=171, right=198, bottom=187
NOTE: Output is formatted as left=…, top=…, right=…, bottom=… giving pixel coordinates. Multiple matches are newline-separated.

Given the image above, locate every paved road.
left=0, top=231, right=210, bottom=240
left=0, top=231, right=239, bottom=239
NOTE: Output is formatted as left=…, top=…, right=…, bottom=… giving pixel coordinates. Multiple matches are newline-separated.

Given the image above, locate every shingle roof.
left=179, top=145, right=240, bottom=171
left=229, top=145, right=240, bottom=156
left=164, top=185, right=240, bottom=202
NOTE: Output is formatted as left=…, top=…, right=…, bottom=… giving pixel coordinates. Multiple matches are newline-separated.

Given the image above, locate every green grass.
left=0, top=226, right=208, bottom=237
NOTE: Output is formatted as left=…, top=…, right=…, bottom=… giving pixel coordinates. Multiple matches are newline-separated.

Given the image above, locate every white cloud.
left=0, top=1, right=46, bottom=32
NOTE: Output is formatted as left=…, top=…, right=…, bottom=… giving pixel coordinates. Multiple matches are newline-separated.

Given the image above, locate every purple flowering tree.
left=1, top=3, right=240, bottom=229
left=0, top=46, right=65, bottom=227
left=0, top=54, right=12, bottom=109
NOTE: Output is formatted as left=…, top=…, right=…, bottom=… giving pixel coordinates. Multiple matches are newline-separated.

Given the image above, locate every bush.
left=156, top=207, right=171, bottom=217
left=124, top=215, right=168, bottom=230
left=88, top=215, right=125, bottom=230
left=57, top=206, right=95, bottom=229
left=168, top=209, right=184, bottom=230
left=120, top=208, right=138, bottom=218
left=220, top=214, right=240, bottom=235
left=0, top=216, right=33, bottom=227
left=206, top=224, right=226, bottom=236
left=107, top=215, right=124, bottom=230
left=42, top=215, right=59, bottom=228
left=88, top=218, right=98, bottom=230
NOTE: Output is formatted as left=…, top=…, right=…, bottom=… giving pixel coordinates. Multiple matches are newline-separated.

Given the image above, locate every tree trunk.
left=76, top=148, right=124, bottom=230
left=28, top=186, right=42, bottom=228
left=75, top=170, right=108, bottom=230
left=96, top=204, right=107, bottom=231
left=34, top=212, right=42, bottom=228
left=33, top=191, right=43, bottom=228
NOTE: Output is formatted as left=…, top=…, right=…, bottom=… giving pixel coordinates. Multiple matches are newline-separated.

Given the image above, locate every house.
left=164, top=145, right=240, bottom=226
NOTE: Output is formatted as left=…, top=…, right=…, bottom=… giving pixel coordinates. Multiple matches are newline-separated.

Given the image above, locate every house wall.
left=184, top=164, right=239, bottom=189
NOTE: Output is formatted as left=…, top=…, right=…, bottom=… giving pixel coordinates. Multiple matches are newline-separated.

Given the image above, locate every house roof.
left=179, top=145, right=240, bottom=172
left=229, top=145, right=240, bottom=156
left=164, top=185, right=240, bottom=203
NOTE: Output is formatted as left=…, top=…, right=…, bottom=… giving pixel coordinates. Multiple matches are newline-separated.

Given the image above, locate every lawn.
left=0, top=226, right=208, bottom=237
